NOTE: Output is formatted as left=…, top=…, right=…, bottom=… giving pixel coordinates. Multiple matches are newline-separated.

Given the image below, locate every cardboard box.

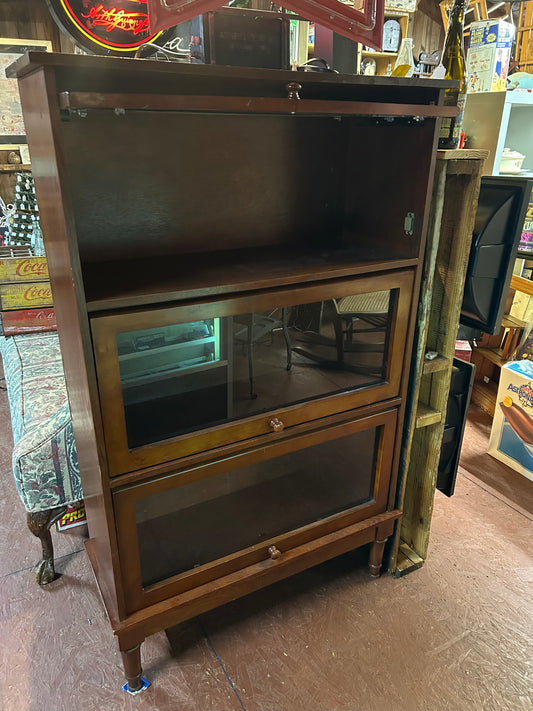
left=56, top=501, right=87, bottom=531
left=0, top=256, right=48, bottom=283
left=488, top=361, right=533, bottom=481
left=466, top=20, right=515, bottom=93
left=0, top=281, right=53, bottom=310
left=454, top=339, right=472, bottom=362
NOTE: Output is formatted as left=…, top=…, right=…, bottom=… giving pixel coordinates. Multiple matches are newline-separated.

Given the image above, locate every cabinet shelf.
left=422, top=355, right=450, bottom=374
left=474, top=346, right=507, bottom=369
left=361, top=51, right=398, bottom=59
left=121, top=358, right=228, bottom=388
left=119, top=336, right=217, bottom=361
left=415, top=403, right=441, bottom=429
left=83, top=247, right=418, bottom=312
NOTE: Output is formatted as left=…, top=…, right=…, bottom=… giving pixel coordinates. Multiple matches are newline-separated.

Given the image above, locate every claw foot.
left=34, top=557, right=57, bottom=585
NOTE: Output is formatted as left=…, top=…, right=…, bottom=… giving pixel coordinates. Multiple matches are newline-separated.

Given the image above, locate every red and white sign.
left=145, top=0, right=385, bottom=50
left=1, top=307, right=57, bottom=335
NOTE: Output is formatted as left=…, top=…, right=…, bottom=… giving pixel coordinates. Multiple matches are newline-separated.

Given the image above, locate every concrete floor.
left=0, top=385, right=532, bottom=710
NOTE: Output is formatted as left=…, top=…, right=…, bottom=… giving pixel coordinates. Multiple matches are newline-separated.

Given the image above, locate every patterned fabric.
left=0, top=333, right=82, bottom=513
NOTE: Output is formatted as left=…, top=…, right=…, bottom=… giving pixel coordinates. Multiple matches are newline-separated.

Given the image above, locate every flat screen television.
left=460, top=176, right=533, bottom=334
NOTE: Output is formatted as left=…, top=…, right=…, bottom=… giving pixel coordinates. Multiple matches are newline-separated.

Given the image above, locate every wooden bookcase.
left=10, top=52, right=455, bottom=691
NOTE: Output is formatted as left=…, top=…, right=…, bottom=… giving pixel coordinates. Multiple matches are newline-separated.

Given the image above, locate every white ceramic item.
left=500, top=148, right=526, bottom=174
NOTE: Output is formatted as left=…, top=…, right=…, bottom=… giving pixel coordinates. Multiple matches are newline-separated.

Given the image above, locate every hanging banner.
left=47, top=0, right=167, bottom=55
left=145, top=0, right=385, bottom=50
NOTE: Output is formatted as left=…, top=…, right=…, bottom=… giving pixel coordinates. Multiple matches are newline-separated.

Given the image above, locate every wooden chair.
left=233, top=309, right=292, bottom=399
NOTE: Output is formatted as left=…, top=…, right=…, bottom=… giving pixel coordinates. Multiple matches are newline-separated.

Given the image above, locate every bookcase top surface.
left=7, top=51, right=456, bottom=102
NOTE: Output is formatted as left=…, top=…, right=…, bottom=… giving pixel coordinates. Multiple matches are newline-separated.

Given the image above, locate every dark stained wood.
left=15, top=66, right=127, bottom=621
left=120, top=645, right=143, bottom=693
left=11, top=53, right=445, bottom=686
left=91, top=270, right=413, bottom=476
left=82, top=251, right=418, bottom=312
left=59, top=90, right=459, bottom=118
left=369, top=537, right=388, bottom=577
left=95, top=509, right=403, bottom=652
left=113, top=408, right=398, bottom=613
left=109, top=396, right=403, bottom=489
left=7, top=51, right=457, bottom=98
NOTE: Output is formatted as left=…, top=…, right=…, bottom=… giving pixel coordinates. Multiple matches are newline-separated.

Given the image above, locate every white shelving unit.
left=359, top=9, right=410, bottom=75
left=463, top=91, right=533, bottom=176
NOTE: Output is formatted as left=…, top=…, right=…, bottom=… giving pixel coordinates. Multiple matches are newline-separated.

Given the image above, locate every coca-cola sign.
left=16, top=259, right=49, bottom=278
left=47, top=0, right=166, bottom=55
left=24, top=284, right=53, bottom=302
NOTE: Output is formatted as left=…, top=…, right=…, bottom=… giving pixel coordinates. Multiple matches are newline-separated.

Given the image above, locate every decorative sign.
left=146, top=0, right=385, bottom=51
left=47, top=0, right=166, bottom=55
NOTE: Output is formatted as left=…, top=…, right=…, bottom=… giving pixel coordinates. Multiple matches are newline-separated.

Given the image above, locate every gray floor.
left=0, top=382, right=532, bottom=710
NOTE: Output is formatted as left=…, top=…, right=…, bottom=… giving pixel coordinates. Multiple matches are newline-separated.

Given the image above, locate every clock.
left=383, top=19, right=401, bottom=53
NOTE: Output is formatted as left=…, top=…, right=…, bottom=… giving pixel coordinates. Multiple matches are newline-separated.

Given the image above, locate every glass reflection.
left=117, top=290, right=393, bottom=449
left=135, top=427, right=378, bottom=586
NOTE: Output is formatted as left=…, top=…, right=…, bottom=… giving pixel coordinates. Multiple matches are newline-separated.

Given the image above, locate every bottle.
left=392, top=38, right=415, bottom=78
left=438, top=0, right=467, bottom=149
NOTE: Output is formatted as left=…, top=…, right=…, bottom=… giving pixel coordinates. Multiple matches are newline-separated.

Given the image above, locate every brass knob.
left=270, top=417, right=284, bottom=432
left=286, top=82, right=301, bottom=100
left=268, top=545, right=282, bottom=560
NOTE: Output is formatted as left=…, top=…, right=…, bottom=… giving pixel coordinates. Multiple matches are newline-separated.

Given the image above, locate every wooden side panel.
left=394, top=152, right=487, bottom=570
left=16, top=67, right=125, bottom=620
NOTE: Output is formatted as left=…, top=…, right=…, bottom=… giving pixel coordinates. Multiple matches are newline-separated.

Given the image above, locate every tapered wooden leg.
left=27, top=505, right=67, bottom=585
left=369, top=537, right=388, bottom=578
left=121, top=643, right=144, bottom=693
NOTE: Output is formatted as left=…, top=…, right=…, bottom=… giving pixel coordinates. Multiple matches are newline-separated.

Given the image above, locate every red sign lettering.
left=24, top=285, right=52, bottom=302
left=15, top=259, right=48, bottom=278
left=82, top=4, right=150, bottom=36
left=48, top=0, right=164, bottom=54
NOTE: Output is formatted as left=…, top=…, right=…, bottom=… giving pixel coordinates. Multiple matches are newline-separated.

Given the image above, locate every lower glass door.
left=114, top=406, right=397, bottom=612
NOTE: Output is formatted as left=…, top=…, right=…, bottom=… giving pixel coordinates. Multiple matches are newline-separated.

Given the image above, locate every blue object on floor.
left=122, top=677, right=151, bottom=695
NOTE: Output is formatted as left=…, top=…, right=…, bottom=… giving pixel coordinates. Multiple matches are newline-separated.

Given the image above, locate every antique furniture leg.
left=27, top=505, right=67, bottom=585
left=368, top=536, right=388, bottom=578
left=120, top=643, right=150, bottom=694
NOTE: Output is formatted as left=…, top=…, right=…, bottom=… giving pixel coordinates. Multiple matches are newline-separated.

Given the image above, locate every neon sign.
left=47, top=0, right=165, bottom=54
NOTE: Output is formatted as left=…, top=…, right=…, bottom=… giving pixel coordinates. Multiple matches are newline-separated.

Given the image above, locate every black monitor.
left=460, top=176, right=533, bottom=334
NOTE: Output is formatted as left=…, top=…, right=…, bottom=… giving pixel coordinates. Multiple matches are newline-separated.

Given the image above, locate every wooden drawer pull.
left=270, top=417, right=284, bottom=432
left=268, top=545, right=282, bottom=560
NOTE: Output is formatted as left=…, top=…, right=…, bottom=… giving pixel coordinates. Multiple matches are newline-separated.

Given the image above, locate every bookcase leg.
left=121, top=643, right=149, bottom=694
left=369, top=537, right=388, bottom=578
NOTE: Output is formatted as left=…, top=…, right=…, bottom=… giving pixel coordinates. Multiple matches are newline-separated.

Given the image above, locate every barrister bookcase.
left=10, top=52, right=455, bottom=691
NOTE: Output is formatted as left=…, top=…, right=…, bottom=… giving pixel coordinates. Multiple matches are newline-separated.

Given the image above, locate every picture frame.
left=0, top=38, right=52, bottom=145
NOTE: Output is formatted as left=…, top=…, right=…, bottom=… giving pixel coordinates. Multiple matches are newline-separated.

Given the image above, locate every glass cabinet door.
left=92, top=270, right=413, bottom=475
left=114, top=407, right=397, bottom=612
